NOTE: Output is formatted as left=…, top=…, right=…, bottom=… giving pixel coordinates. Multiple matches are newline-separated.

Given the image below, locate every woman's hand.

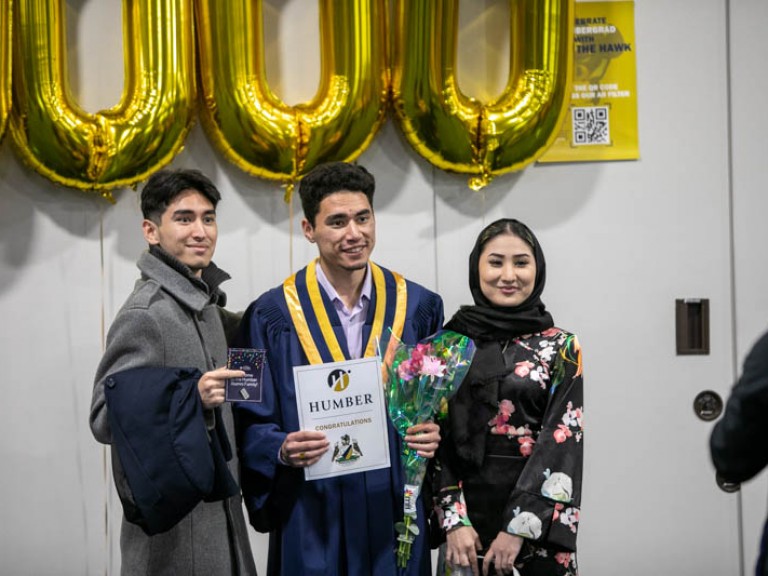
left=445, top=525, right=483, bottom=576
left=483, top=532, right=523, bottom=575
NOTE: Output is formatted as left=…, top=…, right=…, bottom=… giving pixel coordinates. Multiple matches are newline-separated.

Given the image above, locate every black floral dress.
left=434, top=327, right=583, bottom=576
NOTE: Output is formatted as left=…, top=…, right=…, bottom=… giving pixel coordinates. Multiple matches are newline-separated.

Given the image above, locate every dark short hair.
left=140, top=169, right=222, bottom=222
left=298, top=162, right=375, bottom=226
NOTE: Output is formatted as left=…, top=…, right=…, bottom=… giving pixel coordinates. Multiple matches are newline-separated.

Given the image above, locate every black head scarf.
left=445, top=218, right=554, bottom=341
left=443, top=219, right=555, bottom=470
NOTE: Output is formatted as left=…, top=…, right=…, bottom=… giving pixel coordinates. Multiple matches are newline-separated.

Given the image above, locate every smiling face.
left=142, top=189, right=217, bottom=277
left=302, top=191, right=375, bottom=277
left=478, top=232, right=536, bottom=307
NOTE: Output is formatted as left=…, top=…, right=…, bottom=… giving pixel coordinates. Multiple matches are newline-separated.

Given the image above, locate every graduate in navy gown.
left=235, top=162, right=444, bottom=576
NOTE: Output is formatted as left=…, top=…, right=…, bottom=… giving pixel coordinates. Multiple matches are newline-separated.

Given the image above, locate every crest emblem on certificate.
left=332, top=434, right=363, bottom=464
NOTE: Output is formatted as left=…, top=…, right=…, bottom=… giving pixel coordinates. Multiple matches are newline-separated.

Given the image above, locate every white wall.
left=0, top=1, right=765, bottom=575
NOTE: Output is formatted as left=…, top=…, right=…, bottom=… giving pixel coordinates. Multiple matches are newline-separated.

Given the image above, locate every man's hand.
left=280, top=430, right=330, bottom=467
left=197, top=366, right=244, bottom=409
left=404, top=421, right=441, bottom=458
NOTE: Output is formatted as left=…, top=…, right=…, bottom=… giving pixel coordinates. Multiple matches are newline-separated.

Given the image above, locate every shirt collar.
left=314, top=261, right=372, bottom=312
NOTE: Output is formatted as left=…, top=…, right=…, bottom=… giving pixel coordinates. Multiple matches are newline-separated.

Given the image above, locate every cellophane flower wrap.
left=384, top=329, right=476, bottom=568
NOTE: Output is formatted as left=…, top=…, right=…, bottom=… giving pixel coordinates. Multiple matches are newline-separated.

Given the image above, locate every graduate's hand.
left=445, top=525, right=482, bottom=576
left=280, top=430, right=329, bottom=467
left=404, top=421, right=441, bottom=458
left=198, top=367, right=245, bottom=409
left=483, top=532, right=523, bottom=576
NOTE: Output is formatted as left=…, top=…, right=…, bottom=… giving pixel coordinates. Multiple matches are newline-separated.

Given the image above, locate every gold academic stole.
left=283, top=260, right=407, bottom=365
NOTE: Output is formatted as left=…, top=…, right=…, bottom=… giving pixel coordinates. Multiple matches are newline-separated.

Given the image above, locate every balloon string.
left=289, top=188, right=294, bottom=272
left=98, top=203, right=110, bottom=576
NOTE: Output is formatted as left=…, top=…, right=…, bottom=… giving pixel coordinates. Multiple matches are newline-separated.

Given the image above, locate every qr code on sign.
left=572, top=106, right=610, bottom=146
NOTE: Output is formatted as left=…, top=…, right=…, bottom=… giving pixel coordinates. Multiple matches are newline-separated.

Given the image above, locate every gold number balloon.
left=196, top=0, right=388, bottom=196
left=0, top=0, right=11, bottom=142
left=391, top=0, right=574, bottom=189
left=9, top=0, right=196, bottom=198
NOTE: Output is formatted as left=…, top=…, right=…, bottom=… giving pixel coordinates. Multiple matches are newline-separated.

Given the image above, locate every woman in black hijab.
left=434, top=219, right=583, bottom=576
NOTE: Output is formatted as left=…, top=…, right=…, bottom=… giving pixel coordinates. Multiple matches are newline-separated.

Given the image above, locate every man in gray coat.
left=90, top=169, right=257, bottom=575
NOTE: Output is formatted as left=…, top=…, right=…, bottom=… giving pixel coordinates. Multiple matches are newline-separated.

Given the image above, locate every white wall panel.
left=0, top=147, right=107, bottom=574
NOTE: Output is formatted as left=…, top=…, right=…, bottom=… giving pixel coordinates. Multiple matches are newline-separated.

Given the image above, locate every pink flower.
left=397, top=360, right=415, bottom=381
left=514, top=361, right=534, bottom=378
left=488, top=411, right=508, bottom=426
left=420, top=355, right=447, bottom=377
left=489, top=413, right=510, bottom=434
left=552, top=503, right=563, bottom=521
left=553, top=424, right=572, bottom=444
left=541, top=327, right=560, bottom=337
left=518, top=436, right=535, bottom=457
left=489, top=400, right=517, bottom=434
left=409, top=343, right=431, bottom=372
left=499, top=399, right=515, bottom=416
left=554, top=552, right=571, bottom=567
left=415, top=342, right=431, bottom=355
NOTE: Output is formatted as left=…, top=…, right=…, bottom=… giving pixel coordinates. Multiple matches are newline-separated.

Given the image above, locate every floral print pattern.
left=434, top=327, right=584, bottom=575
left=436, top=483, right=473, bottom=531
left=553, top=503, right=580, bottom=535
left=507, top=506, right=543, bottom=539
left=488, top=400, right=536, bottom=447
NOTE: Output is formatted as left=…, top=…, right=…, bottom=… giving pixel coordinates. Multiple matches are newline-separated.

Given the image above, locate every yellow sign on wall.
left=539, top=0, right=638, bottom=163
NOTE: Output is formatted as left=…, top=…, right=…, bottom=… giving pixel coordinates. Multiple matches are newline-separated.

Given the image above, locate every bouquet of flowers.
left=384, top=329, right=476, bottom=568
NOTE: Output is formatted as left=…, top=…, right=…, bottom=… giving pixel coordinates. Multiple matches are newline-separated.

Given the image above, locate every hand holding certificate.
left=226, top=348, right=266, bottom=402
left=293, top=356, right=391, bottom=480
left=279, top=429, right=329, bottom=468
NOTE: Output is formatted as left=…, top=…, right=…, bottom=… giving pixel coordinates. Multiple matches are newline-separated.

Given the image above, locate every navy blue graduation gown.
left=234, top=264, right=444, bottom=576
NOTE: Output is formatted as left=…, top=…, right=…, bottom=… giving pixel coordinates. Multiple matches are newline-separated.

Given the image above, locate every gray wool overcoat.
left=90, top=249, right=256, bottom=576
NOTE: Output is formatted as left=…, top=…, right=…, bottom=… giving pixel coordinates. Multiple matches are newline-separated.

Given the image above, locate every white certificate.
left=293, top=356, right=391, bottom=480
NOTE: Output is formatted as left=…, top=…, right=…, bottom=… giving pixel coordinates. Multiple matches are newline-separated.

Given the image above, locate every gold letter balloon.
left=9, top=0, right=196, bottom=199
left=391, top=0, right=574, bottom=190
left=3, top=1, right=575, bottom=196
left=0, top=0, right=11, bottom=142
left=195, top=0, right=388, bottom=198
